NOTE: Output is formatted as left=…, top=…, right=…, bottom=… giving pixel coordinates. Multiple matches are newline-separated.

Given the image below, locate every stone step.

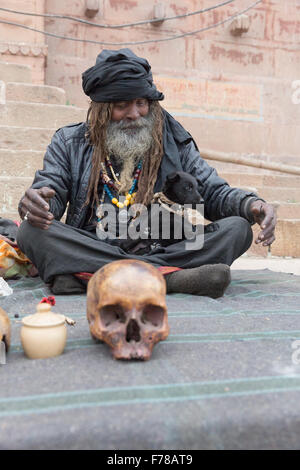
left=0, top=176, right=32, bottom=217
left=271, top=219, right=300, bottom=257
left=247, top=218, right=300, bottom=258
left=0, top=126, right=56, bottom=150
left=220, top=172, right=300, bottom=189
left=0, top=149, right=44, bottom=177
left=211, top=159, right=300, bottom=176
left=240, top=186, right=300, bottom=203
left=6, top=82, right=66, bottom=105
left=0, top=100, right=87, bottom=128
left=0, top=61, right=32, bottom=83
left=273, top=203, right=300, bottom=219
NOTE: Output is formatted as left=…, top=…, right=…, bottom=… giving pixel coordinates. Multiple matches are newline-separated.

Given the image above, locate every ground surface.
left=1, top=263, right=300, bottom=450
left=232, top=255, right=300, bottom=275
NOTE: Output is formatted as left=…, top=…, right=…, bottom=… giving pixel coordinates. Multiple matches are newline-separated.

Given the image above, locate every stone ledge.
left=232, top=255, right=300, bottom=275
left=271, top=219, right=300, bottom=258
left=0, top=41, right=48, bottom=57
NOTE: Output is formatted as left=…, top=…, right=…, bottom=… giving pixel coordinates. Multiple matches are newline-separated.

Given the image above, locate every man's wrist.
left=241, top=196, right=265, bottom=223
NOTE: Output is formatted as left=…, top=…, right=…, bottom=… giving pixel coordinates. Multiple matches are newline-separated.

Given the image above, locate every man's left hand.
left=250, top=200, right=277, bottom=246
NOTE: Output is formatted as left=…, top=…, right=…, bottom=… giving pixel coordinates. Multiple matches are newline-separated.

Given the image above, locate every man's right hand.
left=18, top=187, right=56, bottom=230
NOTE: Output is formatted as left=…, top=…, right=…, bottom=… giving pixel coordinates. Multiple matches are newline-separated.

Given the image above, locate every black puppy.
left=162, top=171, right=202, bottom=207
left=119, top=171, right=203, bottom=254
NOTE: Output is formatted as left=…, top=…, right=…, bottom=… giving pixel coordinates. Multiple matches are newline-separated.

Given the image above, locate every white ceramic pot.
left=21, top=303, right=67, bottom=359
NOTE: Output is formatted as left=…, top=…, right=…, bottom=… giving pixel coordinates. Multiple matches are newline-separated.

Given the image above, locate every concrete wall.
left=0, top=0, right=299, bottom=165
left=0, top=0, right=47, bottom=84
left=43, top=0, right=300, bottom=166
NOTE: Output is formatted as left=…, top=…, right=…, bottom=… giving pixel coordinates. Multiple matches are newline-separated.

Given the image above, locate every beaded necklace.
left=96, top=157, right=142, bottom=235
left=100, top=158, right=142, bottom=209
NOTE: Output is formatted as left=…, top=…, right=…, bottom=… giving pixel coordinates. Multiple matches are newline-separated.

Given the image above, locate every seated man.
left=17, top=49, right=276, bottom=297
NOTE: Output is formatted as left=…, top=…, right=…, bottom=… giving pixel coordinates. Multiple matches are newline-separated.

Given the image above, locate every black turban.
left=82, top=48, right=164, bottom=102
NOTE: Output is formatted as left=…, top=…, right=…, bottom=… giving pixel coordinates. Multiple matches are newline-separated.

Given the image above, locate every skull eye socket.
left=142, top=305, right=165, bottom=327
left=100, top=305, right=126, bottom=327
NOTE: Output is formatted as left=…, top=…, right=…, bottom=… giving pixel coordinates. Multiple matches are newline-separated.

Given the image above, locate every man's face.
left=106, top=97, right=154, bottom=173
left=111, top=98, right=149, bottom=123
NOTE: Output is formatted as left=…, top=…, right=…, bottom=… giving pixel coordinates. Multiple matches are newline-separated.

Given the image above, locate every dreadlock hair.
left=84, top=101, right=113, bottom=209
left=84, top=100, right=164, bottom=210
left=134, top=100, right=164, bottom=207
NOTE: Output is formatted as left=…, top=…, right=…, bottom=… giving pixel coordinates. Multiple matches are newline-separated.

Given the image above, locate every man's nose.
left=126, top=104, right=140, bottom=120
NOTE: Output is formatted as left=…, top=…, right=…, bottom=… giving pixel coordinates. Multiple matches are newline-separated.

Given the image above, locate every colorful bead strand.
left=103, top=160, right=142, bottom=209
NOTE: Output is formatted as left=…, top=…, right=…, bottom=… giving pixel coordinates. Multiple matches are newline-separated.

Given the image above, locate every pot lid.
left=22, top=303, right=65, bottom=327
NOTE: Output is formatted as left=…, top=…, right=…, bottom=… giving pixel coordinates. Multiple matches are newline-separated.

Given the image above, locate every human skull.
left=86, top=260, right=169, bottom=360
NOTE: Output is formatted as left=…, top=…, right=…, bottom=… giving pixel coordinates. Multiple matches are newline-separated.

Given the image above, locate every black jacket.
left=31, top=111, right=260, bottom=228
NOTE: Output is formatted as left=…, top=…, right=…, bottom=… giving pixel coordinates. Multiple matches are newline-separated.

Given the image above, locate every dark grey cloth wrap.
left=82, top=48, right=164, bottom=102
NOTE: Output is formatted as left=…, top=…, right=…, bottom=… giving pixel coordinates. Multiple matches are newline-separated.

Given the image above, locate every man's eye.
left=115, top=102, right=128, bottom=109
left=137, top=100, right=148, bottom=107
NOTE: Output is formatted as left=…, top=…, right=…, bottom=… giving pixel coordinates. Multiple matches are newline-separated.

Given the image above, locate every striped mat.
left=1, top=269, right=300, bottom=450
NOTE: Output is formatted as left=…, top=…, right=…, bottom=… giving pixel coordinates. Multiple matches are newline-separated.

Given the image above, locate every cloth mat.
left=1, top=269, right=300, bottom=450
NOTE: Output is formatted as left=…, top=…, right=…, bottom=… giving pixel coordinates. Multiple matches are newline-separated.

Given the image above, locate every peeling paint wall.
left=42, top=0, right=300, bottom=163
left=0, top=0, right=299, bottom=163
left=0, top=0, right=47, bottom=83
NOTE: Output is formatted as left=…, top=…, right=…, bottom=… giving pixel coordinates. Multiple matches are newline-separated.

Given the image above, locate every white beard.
left=106, top=111, right=154, bottom=193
